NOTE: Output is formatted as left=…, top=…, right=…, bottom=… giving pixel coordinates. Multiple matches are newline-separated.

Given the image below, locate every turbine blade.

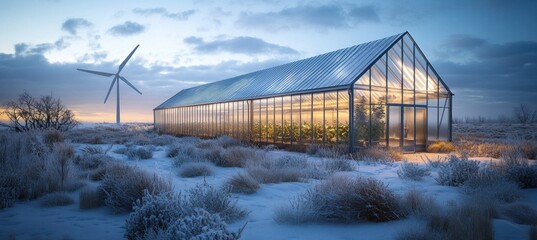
left=77, top=68, right=115, bottom=77
left=117, top=44, right=139, bottom=74
left=119, top=76, right=142, bottom=95
left=104, top=77, right=117, bottom=104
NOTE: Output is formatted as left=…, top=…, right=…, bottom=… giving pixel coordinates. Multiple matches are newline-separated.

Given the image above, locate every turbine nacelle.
left=77, top=45, right=142, bottom=124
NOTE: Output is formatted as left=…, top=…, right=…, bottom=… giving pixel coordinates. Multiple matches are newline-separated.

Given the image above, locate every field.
left=1, top=123, right=536, bottom=240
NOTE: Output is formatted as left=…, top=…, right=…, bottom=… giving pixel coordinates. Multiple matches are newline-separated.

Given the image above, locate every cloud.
left=183, top=36, right=299, bottom=55
left=14, top=38, right=70, bottom=56
left=433, top=35, right=537, bottom=117
left=236, top=3, right=379, bottom=31
left=108, top=21, right=145, bottom=36
left=61, top=18, right=92, bottom=35
left=133, top=7, right=196, bottom=21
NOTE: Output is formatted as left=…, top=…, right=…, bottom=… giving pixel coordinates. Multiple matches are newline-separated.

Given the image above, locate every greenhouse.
left=154, top=32, right=452, bottom=152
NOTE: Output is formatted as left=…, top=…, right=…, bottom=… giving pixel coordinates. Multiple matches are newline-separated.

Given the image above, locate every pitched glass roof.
left=156, top=32, right=406, bottom=109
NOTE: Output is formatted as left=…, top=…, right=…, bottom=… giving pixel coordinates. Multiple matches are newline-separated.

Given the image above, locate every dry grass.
left=427, top=141, right=456, bottom=153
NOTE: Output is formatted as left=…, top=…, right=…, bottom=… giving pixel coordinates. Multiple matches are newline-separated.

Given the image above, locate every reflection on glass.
left=389, top=106, right=401, bottom=148
left=301, top=94, right=312, bottom=144
left=313, top=93, right=324, bottom=144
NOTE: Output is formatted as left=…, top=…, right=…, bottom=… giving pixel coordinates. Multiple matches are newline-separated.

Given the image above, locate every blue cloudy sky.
left=1, top=0, right=536, bottom=122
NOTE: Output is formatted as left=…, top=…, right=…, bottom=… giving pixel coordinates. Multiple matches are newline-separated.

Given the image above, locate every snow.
left=0, top=132, right=535, bottom=239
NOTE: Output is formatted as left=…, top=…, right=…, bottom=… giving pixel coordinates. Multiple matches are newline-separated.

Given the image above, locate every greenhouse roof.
left=156, top=32, right=407, bottom=109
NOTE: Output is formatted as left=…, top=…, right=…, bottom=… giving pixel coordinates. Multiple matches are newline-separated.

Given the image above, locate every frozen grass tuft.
left=502, top=202, right=537, bottom=225
left=321, top=158, right=354, bottom=172
left=216, top=146, right=259, bottom=168
left=400, top=189, right=438, bottom=217
left=79, top=186, right=105, bottom=209
left=101, top=164, right=171, bottom=213
left=275, top=174, right=404, bottom=223
left=225, top=173, right=260, bottom=194
left=40, top=192, right=74, bottom=207
left=354, top=146, right=401, bottom=162
left=179, top=162, right=214, bottom=178
left=187, top=183, right=247, bottom=222
left=436, top=155, right=480, bottom=186
left=115, top=146, right=153, bottom=160
left=397, top=161, right=431, bottom=181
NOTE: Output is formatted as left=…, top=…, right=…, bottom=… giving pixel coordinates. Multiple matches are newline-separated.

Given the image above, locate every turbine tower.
left=77, top=45, right=142, bottom=124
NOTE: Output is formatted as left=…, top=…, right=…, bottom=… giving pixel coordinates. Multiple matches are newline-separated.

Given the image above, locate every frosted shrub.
left=217, top=146, right=258, bottom=168
left=400, top=189, right=437, bottom=217
left=321, top=157, right=354, bottom=172
left=179, top=162, right=214, bottom=178
left=40, top=192, right=74, bottom=207
left=397, top=161, right=431, bottom=181
left=115, top=146, right=153, bottom=160
left=225, top=173, right=260, bottom=194
left=81, top=145, right=104, bottom=155
left=425, top=156, right=446, bottom=168
left=166, top=142, right=196, bottom=158
left=162, top=208, right=241, bottom=240
left=503, top=202, right=537, bottom=225
left=187, top=183, right=247, bottom=222
left=505, top=163, right=537, bottom=188
left=125, top=191, right=183, bottom=240
left=463, top=169, right=521, bottom=203
left=276, top=174, right=404, bottom=223
left=355, top=146, right=396, bottom=162
left=215, top=136, right=241, bottom=148
left=101, top=164, right=171, bottom=213
left=125, top=189, right=243, bottom=240
left=436, top=155, right=480, bottom=186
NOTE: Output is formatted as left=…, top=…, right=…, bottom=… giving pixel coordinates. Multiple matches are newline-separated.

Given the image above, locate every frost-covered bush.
left=101, top=164, right=171, bottom=213
left=79, top=186, right=104, bottom=209
left=400, top=189, right=437, bottom=217
left=397, top=199, right=494, bottom=240
left=505, top=163, right=537, bottom=188
left=462, top=169, right=521, bottom=203
left=225, top=173, right=260, bottom=194
left=321, top=158, right=354, bottom=172
left=436, top=155, right=480, bottom=186
left=126, top=146, right=153, bottom=160
left=125, top=191, right=183, bottom=240
left=217, top=146, right=259, bottom=168
left=74, top=152, right=113, bottom=170
left=214, top=136, right=241, bottom=148
left=502, top=202, right=537, bottom=225
left=354, top=146, right=400, bottom=162
left=40, top=192, right=74, bottom=207
left=166, top=142, right=196, bottom=158
left=162, top=208, right=241, bottom=240
left=397, top=161, right=431, bottom=181
left=125, top=189, right=242, bottom=240
left=44, top=130, right=64, bottom=145
left=187, top=183, right=247, bottom=222
left=245, top=154, right=317, bottom=183
left=179, top=162, right=214, bottom=178
left=425, top=156, right=446, bottom=168
left=276, top=174, right=404, bottom=223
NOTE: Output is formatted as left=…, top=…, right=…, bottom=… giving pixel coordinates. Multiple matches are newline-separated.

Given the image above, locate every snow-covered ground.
left=1, top=126, right=536, bottom=239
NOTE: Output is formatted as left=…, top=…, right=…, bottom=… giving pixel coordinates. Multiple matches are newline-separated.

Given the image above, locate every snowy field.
left=1, top=123, right=536, bottom=240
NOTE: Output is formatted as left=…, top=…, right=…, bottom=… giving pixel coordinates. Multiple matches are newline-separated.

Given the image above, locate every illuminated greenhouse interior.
left=154, top=32, right=452, bottom=152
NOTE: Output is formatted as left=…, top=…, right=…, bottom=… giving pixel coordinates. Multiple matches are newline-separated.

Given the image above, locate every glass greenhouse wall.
left=154, top=32, right=452, bottom=152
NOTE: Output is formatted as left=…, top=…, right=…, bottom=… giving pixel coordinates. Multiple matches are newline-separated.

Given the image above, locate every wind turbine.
left=77, top=45, right=142, bottom=124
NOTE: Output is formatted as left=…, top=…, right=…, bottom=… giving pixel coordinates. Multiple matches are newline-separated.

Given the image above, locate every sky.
left=0, top=0, right=536, bottom=122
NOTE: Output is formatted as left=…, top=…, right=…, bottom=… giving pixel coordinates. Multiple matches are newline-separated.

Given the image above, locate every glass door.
left=388, top=106, right=401, bottom=147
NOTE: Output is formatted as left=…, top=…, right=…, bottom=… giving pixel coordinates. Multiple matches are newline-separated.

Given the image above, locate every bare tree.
left=513, top=104, right=537, bottom=124
left=1, top=92, right=79, bottom=132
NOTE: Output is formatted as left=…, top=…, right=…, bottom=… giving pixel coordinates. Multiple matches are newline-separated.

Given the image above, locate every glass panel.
left=253, top=100, right=260, bottom=142
left=301, top=94, right=312, bottom=144
left=266, top=98, right=273, bottom=143
left=371, top=56, right=387, bottom=87
left=371, top=104, right=386, bottom=146
left=428, top=107, right=438, bottom=140
left=402, top=37, right=414, bottom=90
left=416, top=107, right=427, bottom=146
left=324, top=91, right=338, bottom=144
left=387, top=43, right=402, bottom=104
left=337, top=91, right=349, bottom=144
left=389, top=106, right=401, bottom=148
left=260, top=99, right=267, bottom=143
left=404, top=107, right=415, bottom=151
left=355, top=72, right=369, bottom=86
left=291, top=95, right=301, bottom=143
left=282, top=96, right=292, bottom=144
left=354, top=89, right=369, bottom=147
left=312, top=93, right=324, bottom=144
left=403, top=89, right=414, bottom=105
left=415, top=51, right=427, bottom=91
left=274, top=97, right=282, bottom=143
left=427, top=65, right=439, bottom=94
left=416, top=92, right=427, bottom=106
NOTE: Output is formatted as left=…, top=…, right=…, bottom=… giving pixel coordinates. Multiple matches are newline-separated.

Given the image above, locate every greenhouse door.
left=388, top=106, right=426, bottom=151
